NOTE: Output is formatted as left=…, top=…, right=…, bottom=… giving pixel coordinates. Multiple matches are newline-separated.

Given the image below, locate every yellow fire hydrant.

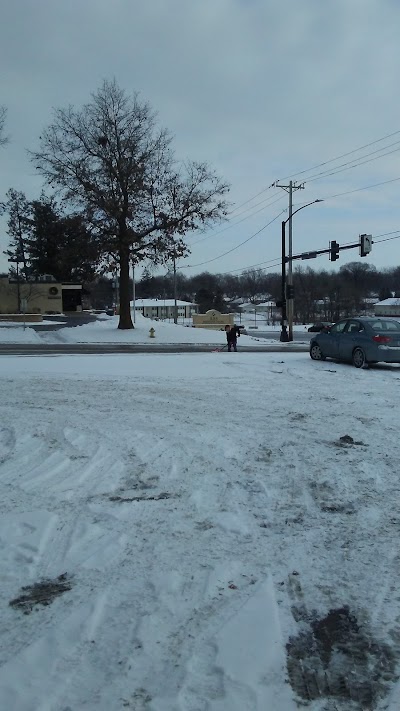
left=149, top=327, right=155, bottom=338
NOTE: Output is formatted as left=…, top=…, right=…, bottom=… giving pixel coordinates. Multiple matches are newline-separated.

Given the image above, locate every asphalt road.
left=29, top=314, right=100, bottom=331
left=0, top=343, right=310, bottom=356
left=247, top=329, right=312, bottom=343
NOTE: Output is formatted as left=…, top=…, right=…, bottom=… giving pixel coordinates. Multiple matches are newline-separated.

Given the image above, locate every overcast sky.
left=1, top=0, right=400, bottom=280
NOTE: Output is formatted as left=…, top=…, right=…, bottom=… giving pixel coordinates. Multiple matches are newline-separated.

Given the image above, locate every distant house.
left=131, top=298, right=198, bottom=320
left=0, top=275, right=83, bottom=314
left=238, top=301, right=279, bottom=320
left=374, top=297, right=400, bottom=317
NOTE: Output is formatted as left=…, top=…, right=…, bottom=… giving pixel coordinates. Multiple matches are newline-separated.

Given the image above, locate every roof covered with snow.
left=130, top=299, right=196, bottom=307
left=375, top=298, right=400, bottom=306
left=238, top=301, right=274, bottom=310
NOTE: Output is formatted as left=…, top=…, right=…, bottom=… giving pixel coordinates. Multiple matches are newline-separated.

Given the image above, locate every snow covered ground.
left=0, top=313, right=311, bottom=346
left=1, top=351, right=400, bottom=710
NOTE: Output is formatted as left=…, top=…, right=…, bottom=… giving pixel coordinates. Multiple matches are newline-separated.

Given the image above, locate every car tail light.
left=373, top=334, right=392, bottom=344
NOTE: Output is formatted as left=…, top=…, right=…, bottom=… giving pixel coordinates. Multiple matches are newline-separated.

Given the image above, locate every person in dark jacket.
left=225, top=324, right=241, bottom=352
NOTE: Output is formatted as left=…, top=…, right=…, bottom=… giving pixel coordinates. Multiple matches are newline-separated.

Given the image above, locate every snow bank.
left=0, top=313, right=279, bottom=345
left=0, top=325, right=42, bottom=343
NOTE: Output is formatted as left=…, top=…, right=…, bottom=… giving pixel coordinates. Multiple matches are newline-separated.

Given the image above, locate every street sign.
left=360, top=234, right=372, bottom=257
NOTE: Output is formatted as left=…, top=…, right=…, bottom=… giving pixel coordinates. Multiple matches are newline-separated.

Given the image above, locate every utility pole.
left=173, top=249, right=178, bottom=325
left=132, top=262, right=136, bottom=325
left=274, top=181, right=305, bottom=340
left=113, top=270, right=119, bottom=313
left=17, top=214, right=28, bottom=277
left=8, top=254, right=21, bottom=313
left=280, top=220, right=288, bottom=341
left=16, top=259, right=21, bottom=313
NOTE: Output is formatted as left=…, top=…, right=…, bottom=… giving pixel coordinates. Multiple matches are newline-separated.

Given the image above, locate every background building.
left=374, top=297, right=400, bottom=317
left=132, top=299, right=198, bottom=320
left=0, top=275, right=82, bottom=314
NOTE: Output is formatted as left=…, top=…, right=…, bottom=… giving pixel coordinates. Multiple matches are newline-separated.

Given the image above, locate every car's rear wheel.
left=310, top=344, right=325, bottom=361
left=352, top=347, right=368, bottom=368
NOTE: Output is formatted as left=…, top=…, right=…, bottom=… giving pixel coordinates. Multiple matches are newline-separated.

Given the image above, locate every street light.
left=279, top=199, right=323, bottom=342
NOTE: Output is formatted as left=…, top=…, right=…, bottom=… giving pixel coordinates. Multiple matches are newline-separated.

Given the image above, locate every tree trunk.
left=118, top=241, right=134, bottom=329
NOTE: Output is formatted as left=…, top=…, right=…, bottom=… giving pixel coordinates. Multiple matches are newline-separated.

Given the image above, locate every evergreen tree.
left=196, top=287, right=214, bottom=312
left=213, top=286, right=225, bottom=312
left=2, top=191, right=101, bottom=283
left=1, top=189, right=31, bottom=277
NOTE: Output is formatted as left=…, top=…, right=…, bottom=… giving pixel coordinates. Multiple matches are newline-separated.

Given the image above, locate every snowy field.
left=0, top=314, right=310, bottom=345
left=1, top=351, right=400, bottom=710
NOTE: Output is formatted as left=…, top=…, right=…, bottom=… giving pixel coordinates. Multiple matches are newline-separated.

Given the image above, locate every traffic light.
left=276, top=299, right=286, bottom=309
left=330, top=240, right=340, bottom=262
left=286, top=285, right=294, bottom=299
left=360, top=234, right=372, bottom=257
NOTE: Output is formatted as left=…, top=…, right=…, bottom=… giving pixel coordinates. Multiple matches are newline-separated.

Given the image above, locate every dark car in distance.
left=308, top=322, right=333, bottom=333
left=309, top=317, right=400, bottom=368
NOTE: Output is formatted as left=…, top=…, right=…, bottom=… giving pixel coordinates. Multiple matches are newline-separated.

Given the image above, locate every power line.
left=373, top=232, right=400, bottom=245
left=304, top=142, right=400, bottom=184
left=181, top=181, right=400, bottom=275
left=278, top=128, right=400, bottom=182
left=179, top=171, right=400, bottom=276
left=180, top=129, right=400, bottom=236
left=217, top=259, right=282, bottom=276
left=318, top=176, right=400, bottom=201
left=223, top=190, right=283, bottom=221
left=225, top=182, right=276, bottom=215
left=231, top=177, right=400, bottom=257
left=181, top=210, right=286, bottom=269
left=187, top=193, right=285, bottom=247
left=215, top=254, right=283, bottom=276
left=225, top=128, right=400, bottom=209
left=374, top=230, right=400, bottom=238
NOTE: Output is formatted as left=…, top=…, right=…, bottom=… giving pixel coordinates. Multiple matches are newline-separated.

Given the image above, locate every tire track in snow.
left=0, top=425, right=16, bottom=466
left=251, top=413, right=400, bottom=710
left=107, top=422, right=270, bottom=709
left=29, top=426, right=126, bottom=579
left=0, top=422, right=128, bottom=667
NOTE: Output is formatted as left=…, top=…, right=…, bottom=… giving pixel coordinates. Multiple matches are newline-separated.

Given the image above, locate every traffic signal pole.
left=277, top=200, right=323, bottom=341
left=280, top=220, right=288, bottom=342
left=290, top=237, right=373, bottom=263
left=276, top=235, right=373, bottom=320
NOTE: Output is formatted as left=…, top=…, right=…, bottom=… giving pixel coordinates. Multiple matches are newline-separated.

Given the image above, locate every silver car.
left=310, top=317, right=400, bottom=368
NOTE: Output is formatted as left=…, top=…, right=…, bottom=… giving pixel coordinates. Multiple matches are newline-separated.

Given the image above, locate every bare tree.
left=0, top=106, right=8, bottom=147
left=241, top=269, right=266, bottom=303
left=339, top=262, right=377, bottom=314
left=30, top=80, right=229, bottom=328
